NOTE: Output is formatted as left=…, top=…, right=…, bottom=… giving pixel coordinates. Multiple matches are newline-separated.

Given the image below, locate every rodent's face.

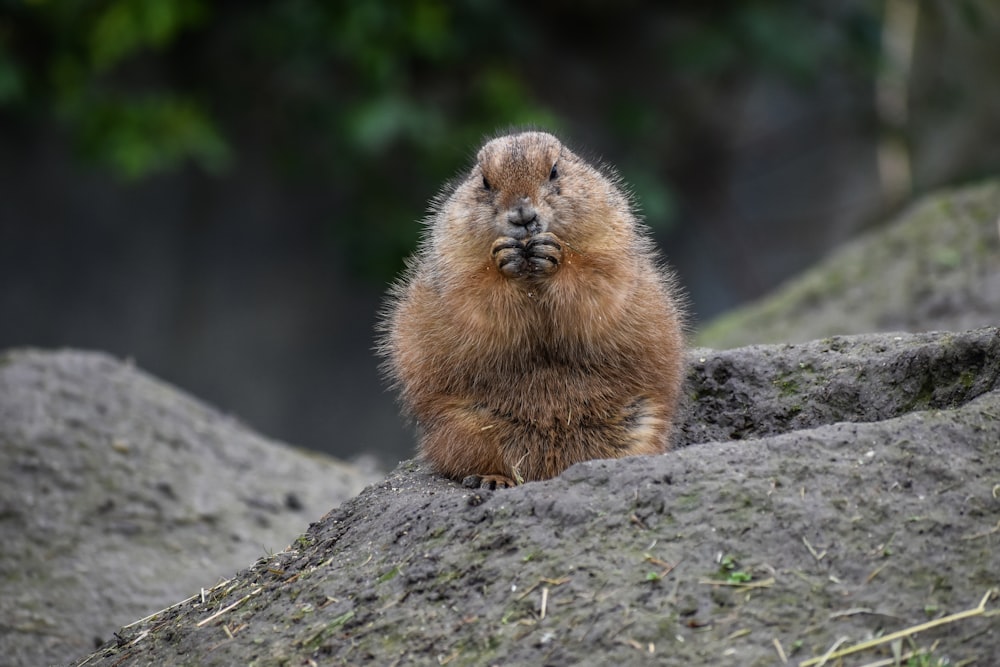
left=433, top=131, right=626, bottom=268
left=471, top=132, right=566, bottom=241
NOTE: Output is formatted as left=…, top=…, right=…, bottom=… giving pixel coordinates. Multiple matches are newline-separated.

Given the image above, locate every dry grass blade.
left=855, top=644, right=938, bottom=667
left=697, top=577, right=775, bottom=589
left=118, top=578, right=233, bottom=631
left=802, top=537, right=826, bottom=562
left=799, top=590, right=993, bottom=666
left=962, top=518, right=1000, bottom=540
left=773, top=637, right=788, bottom=664
left=809, top=636, right=850, bottom=667
left=196, top=587, right=263, bottom=628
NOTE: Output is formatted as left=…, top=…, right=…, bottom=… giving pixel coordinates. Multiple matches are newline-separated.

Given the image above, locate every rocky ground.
left=0, top=350, right=380, bottom=667
left=3, top=178, right=998, bottom=667
left=67, top=328, right=1000, bottom=667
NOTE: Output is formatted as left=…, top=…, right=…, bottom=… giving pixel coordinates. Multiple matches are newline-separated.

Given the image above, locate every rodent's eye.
left=549, top=163, right=559, bottom=181
left=482, top=176, right=491, bottom=191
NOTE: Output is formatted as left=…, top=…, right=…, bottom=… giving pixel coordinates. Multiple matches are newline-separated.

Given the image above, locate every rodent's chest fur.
left=431, top=245, right=640, bottom=358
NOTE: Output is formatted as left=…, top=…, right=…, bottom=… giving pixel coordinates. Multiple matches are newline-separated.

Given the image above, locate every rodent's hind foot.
left=462, top=474, right=518, bottom=490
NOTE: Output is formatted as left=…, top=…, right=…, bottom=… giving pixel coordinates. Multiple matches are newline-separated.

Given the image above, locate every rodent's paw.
left=462, top=474, right=517, bottom=490
left=525, top=232, right=562, bottom=276
left=491, top=237, right=527, bottom=278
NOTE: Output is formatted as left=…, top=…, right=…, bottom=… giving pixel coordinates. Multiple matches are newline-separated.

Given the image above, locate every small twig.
left=196, top=587, right=263, bottom=628
left=540, top=587, right=549, bottom=619
left=644, top=554, right=670, bottom=568
left=828, top=607, right=874, bottom=620
left=697, top=577, right=775, bottom=589
left=962, top=519, right=1000, bottom=541
left=658, top=561, right=680, bottom=579
left=773, top=637, right=788, bottom=664
left=517, top=576, right=570, bottom=601
left=802, top=537, right=826, bottom=562
left=865, top=562, right=890, bottom=583
left=121, top=578, right=231, bottom=630
left=644, top=554, right=681, bottom=578
left=127, top=629, right=150, bottom=648
left=809, top=636, right=850, bottom=667
left=516, top=582, right=540, bottom=601
left=511, top=452, right=529, bottom=485
left=73, top=654, right=97, bottom=667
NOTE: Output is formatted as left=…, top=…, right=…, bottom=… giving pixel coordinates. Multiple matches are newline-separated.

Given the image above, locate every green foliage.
left=88, top=0, right=207, bottom=71
left=716, top=553, right=752, bottom=583
left=78, top=94, right=229, bottom=178
left=0, top=0, right=892, bottom=279
left=0, top=50, right=23, bottom=103
left=2, top=0, right=220, bottom=176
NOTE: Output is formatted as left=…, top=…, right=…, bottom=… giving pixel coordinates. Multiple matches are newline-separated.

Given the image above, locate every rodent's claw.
left=491, top=237, right=523, bottom=254
left=525, top=232, right=562, bottom=276
left=492, top=233, right=563, bottom=279
left=462, top=474, right=517, bottom=490
left=491, top=236, right=527, bottom=278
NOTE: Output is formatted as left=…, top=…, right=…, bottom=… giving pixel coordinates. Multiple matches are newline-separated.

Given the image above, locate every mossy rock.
left=697, top=179, right=1000, bottom=349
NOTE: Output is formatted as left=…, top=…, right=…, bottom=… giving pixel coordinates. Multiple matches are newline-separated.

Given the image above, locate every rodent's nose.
left=506, top=199, right=538, bottom=228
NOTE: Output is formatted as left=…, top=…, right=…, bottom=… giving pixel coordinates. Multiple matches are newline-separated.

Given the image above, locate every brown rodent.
left=378, top=130, right=685, bottom=488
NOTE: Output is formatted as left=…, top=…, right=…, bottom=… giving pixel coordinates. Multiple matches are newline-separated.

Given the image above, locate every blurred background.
left=1, top=0, right=998, bottom=469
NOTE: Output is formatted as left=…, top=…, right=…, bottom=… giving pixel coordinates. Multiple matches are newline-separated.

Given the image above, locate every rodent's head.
left=430, top=131, right=635, bottom=267
left=475, top=131, right=564, bottom=240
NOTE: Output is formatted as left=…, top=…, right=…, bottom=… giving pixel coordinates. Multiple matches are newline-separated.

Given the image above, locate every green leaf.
left=89, top=0, right=208, bottom=71
left=78, top=94, right=229, bottom=179
left=0, top=50, right=24, bottom=104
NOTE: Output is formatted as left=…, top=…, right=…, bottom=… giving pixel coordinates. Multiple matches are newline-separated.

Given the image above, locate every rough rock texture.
left=0, top=349, right=380, bottom=667
left=69, top=329, right=1000, bottom=667
left=697, top=179, right=1000, bottom=349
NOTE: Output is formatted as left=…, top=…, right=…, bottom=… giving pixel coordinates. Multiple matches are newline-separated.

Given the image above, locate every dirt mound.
left=70, top=329, right=1000, bottom=667
left=0, top=349, right=379, bottom=667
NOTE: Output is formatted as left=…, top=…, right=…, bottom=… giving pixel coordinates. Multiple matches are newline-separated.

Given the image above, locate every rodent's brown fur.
left=379, top=131, right=685, bottom=488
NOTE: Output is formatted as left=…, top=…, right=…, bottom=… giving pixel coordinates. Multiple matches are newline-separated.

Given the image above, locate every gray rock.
left=69, top=329, right=1000, bottom=667
left=697, top=179, right=1000, bottom=348
left=679, top=328, right=999, bottom=445
left=0, top=349, right=379, bottom=667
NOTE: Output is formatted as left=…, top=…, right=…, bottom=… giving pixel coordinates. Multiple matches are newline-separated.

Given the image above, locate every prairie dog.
left=379, top=131, right=685, bottom=488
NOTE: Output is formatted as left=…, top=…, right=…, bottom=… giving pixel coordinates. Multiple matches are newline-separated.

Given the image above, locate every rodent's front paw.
left=491, top=237, right=527, bottom=278
left=492, top=233, right=563, bottom=279
left=525, top=232, right=562, bottom=276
